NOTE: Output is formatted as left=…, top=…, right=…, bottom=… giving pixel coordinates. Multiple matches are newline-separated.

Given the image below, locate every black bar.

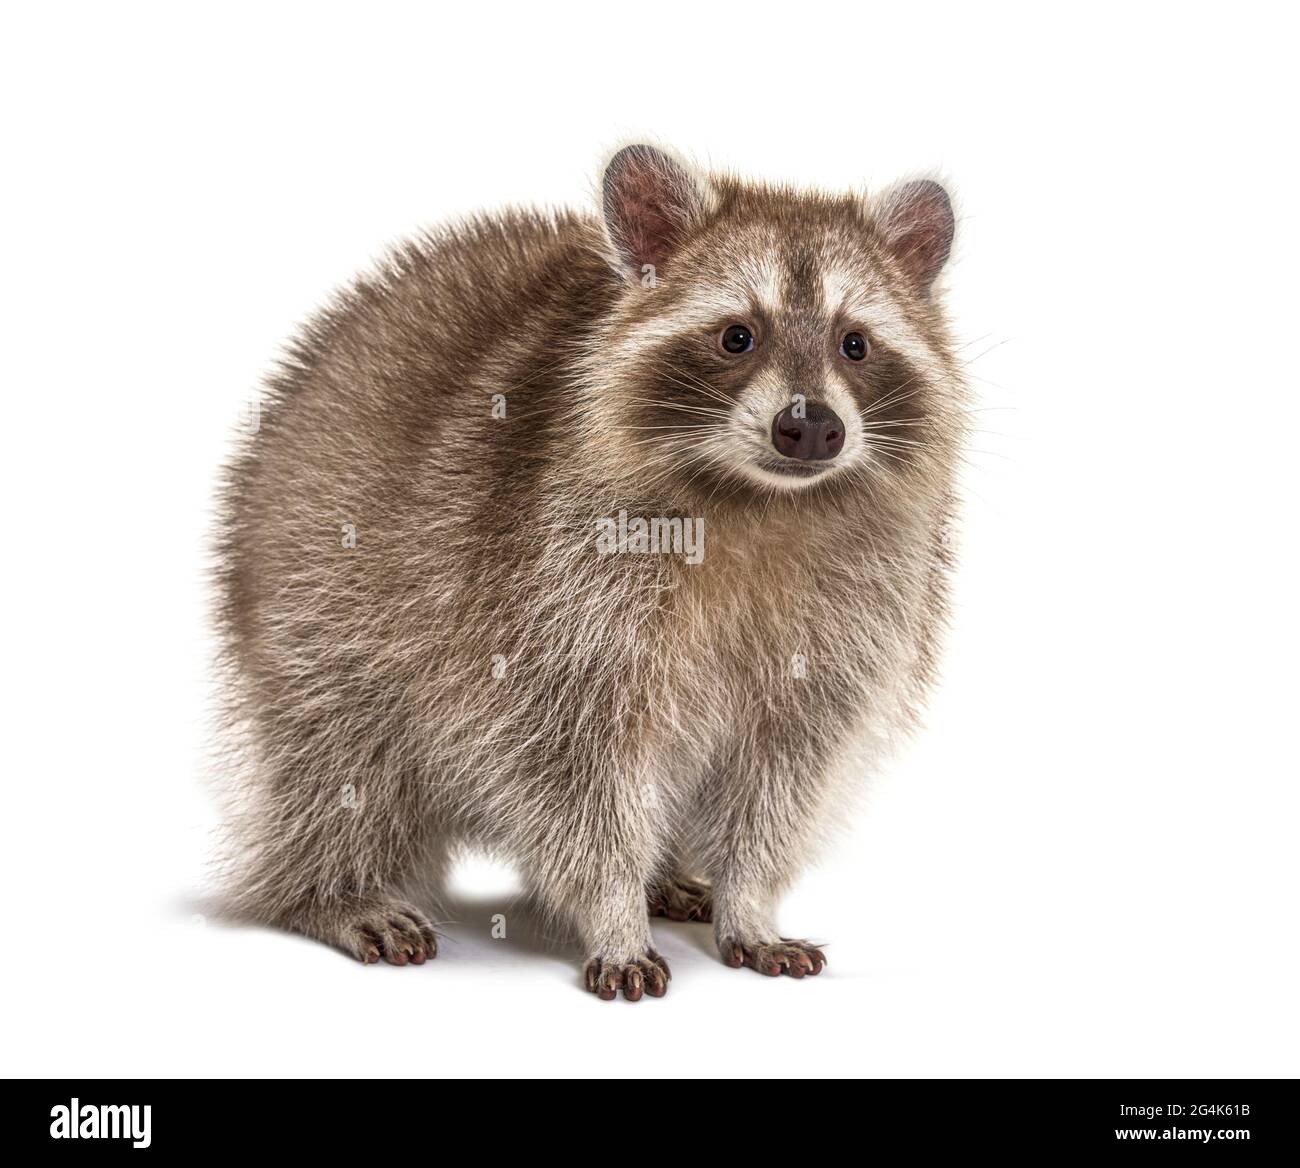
left=4, top=1079, right=1294, bottom=1153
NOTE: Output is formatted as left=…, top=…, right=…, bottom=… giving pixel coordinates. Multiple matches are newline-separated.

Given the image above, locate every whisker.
left=624, top=396, right=730, bottom=419
left=655, top=360, right=739, bottom=408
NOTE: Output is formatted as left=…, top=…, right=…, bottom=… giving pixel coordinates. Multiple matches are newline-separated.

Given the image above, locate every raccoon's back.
left=215, top=208, right=615, bottom=686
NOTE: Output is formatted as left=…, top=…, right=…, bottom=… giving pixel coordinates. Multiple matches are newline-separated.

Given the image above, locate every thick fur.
left=212, top=146, right=966, bottom=997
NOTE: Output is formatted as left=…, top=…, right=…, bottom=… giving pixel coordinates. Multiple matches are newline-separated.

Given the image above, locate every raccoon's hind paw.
left=720, top=938, right=826, bottom=978
left=647, top=875, right=713, bottom=923
left=583, top=951, right=671, bottom=1002
left=319, top=898, right=438, bottom=966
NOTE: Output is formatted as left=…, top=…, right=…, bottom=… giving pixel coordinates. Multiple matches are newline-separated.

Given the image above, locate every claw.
left=341, top=901, right=439, bottom=967
left=725, top=939, right=827, bottom=979
left=584, top=953, right=672, bottom=1002
left=648, top=877, right=714, bottom=924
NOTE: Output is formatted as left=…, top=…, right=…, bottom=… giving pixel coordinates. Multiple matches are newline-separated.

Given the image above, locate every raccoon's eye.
left=840, top=331, right=869, bottom=361
left=720, top=324, right=755, bottom=354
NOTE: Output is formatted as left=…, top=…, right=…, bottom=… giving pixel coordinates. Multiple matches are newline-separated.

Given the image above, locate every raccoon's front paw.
left=647, top=875, right=713, bottom=923
left=326, top=898, right=438, bottom=966
left=720, top=938, right=826, bottom=978
left=583, top=951, right=671, bottom=1002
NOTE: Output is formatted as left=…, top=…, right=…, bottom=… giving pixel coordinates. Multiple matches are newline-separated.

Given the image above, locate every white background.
left=2, top=2, right=1296, bottom=1079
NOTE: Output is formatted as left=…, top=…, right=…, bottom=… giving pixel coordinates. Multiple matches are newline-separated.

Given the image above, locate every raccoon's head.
left=588, top=144, right=960, bottom=497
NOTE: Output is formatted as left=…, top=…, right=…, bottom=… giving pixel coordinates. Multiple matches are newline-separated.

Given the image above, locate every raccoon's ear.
left=873, top=180, right=955, bottom=294
left=601, top=144, right=712, bottom=282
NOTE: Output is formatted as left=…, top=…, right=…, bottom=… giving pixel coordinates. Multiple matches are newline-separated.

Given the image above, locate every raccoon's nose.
left=771, top=403, right=845, bottom=461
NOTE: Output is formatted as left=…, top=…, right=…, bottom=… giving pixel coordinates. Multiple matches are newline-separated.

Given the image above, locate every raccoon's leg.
left=696, top=736, right=828, bottom=979
left=227, top=758, right=442, bottom=966
left=521, top=773, right=670, bottom=1002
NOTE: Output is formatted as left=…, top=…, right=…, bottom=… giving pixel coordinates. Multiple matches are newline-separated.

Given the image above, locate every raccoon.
left=213, top=144, right=965, bottom=1001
